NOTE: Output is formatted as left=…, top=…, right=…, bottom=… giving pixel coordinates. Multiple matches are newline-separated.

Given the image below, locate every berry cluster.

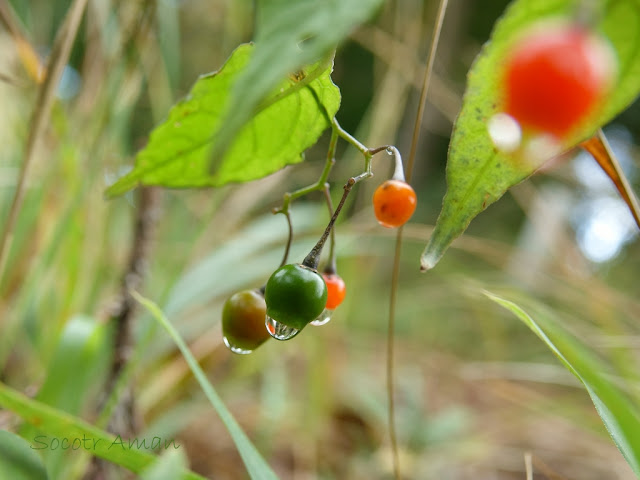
left=221, top=127, right=417, bottom=354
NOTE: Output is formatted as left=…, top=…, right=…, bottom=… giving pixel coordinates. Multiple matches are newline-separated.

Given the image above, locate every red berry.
left=503, top=23, right=615, bottom=137
left=373, top=180, right=417, bottom=228
left=322, top=273, right=346, bottom=310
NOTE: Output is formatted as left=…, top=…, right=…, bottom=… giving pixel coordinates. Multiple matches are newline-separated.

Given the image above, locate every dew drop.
left=265, top=316, right=300, bottom=341
left=222, top=335, right=253, bottom=355
left=310, top=308, right=334, bottom=326
left=488, top=113, right=522, bottom=152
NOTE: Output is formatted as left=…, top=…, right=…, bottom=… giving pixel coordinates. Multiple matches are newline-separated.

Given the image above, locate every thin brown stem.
left=87, top=187, right=162, bottom=480
left=406, top=0, right=449, bottom=182
left=0, top=0, right=88, bottom=285
left=387, top=1, right=449, bottom=479
left=303, top=175, right=368, bottom=270
left=322, top=183, right=337, bottom=274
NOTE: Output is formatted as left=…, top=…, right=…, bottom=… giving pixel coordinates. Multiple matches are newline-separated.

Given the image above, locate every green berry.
left=264, top=264, right=327, bottom=330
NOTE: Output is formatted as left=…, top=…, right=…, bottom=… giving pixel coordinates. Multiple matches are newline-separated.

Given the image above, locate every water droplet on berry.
left=223, top=335, right=253, bottom=355
left=488, top=113, right=522, bottom=152
left=310, top=308, right=334, bottom=326
left=266, top=316, right=300, bottom=341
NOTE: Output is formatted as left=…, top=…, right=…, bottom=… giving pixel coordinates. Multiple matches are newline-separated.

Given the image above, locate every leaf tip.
left=419, top=247, right=442, bottom=272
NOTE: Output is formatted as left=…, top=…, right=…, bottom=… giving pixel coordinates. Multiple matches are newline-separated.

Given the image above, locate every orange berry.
left=322, top=273, right=346, bottom=310
left=372, top=180, right=417, bottom=228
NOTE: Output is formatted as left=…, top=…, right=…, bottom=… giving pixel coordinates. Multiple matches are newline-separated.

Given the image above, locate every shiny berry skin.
left=373, top=179, right=417, bottom=228
left=264, top=264, right=328, bottom=330
left=503, top=23, right=615, bottom=137
left=322, top=273, right=346, bottom=310
left=222, top=289, right=270, bottom=353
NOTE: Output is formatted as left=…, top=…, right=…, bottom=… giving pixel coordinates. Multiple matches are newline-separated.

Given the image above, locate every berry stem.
left=278, top=209, right=294, bottom=268
left=387, top=146, right=406, bottom=182
left=273, top=121, right=339, bottom=217
left=322, top=183, right=338, bottom=275
left=302, top=175, right=365, bottom=270
left=333, top=117, right=370, bottom=157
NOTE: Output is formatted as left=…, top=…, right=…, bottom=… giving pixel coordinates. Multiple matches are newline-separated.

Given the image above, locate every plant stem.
left=322, top=183, right=337, bottom=274
left=333, top=117, right=370, bottom=157
left=87, top=187, right=161, bottom=480
left=274, top=122, right=339, bottom=216
left=387, top=1, right=449, bottom=479
left=406, top=0, right=449, bottom=182
left=278, top=209, right=293, bottom=268
left=0, top=0, right=89, bottom=286
left=302, top=174, right=369, bottom=270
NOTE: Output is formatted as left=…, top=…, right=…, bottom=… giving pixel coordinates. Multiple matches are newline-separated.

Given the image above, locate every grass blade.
left=132, top=290, right=280, bottom=480
left=0, top=382, right=205, bottom=480
left=484, top=291, right=640, bottom=476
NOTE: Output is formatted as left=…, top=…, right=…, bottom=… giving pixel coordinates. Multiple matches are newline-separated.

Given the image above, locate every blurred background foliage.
left=0, top=0, right=639, bottom=478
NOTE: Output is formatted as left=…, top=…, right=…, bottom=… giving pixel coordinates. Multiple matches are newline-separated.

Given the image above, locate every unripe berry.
left=222, top=289, right=270, bottom=354
left=264, top=264, right=327, bottom=330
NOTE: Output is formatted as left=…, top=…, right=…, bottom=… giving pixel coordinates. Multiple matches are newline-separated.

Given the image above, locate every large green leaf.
left=211, top=0, right=383, bottom=164
left=0, top=382, right=206, bottom=480
left=0, top=430, right=48, bottom=480
left=485, top=292, right=640, bottom=476
left=421, top=0, right=640, bottom=270
left=132, top=291, right=279, bottom=480
left=106, top=43, right=340, bottom=197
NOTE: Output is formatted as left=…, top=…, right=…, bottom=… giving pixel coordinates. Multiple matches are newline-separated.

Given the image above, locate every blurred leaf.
left=421, top=0, right=640, bottom=270
left=211, top=0, right=383, bottom=163
left=105, top=43, right=340, bottom=197
left=132, top=291, right=280, bottom=480
left=23, top=315, right=110, bottom=479
left=485, top=292, right=640, bottom=476
left=0, top=430, right=48, bottom=480
left=140, top=449, right=187, bottom=480
left=36, top=315, right=110, bottom=413
left=0, top=382, right=206, bottom=480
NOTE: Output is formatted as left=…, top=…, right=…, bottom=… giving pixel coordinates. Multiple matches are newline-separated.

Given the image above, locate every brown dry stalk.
left=87, top=186, right=162, bottom=480
left=580, top=130, right=640, bottom=229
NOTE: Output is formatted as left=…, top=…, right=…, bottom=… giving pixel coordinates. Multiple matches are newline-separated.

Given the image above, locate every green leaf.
left=421, top=0, right=640, bottom=270
left=106, top=43, right=340, bottom=197
left=0, top=430, right=48, bottom=480
left=211, top=0, right=383, bottom=164
left=36, top=315, right=110, bottom=414
left=24, top=315, right=110, bottom=479
left=484, top=292, right=640, bottom=476
left=0, top=382, right=206, bottom=480
left=132, top=291, right=280, bottom=480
